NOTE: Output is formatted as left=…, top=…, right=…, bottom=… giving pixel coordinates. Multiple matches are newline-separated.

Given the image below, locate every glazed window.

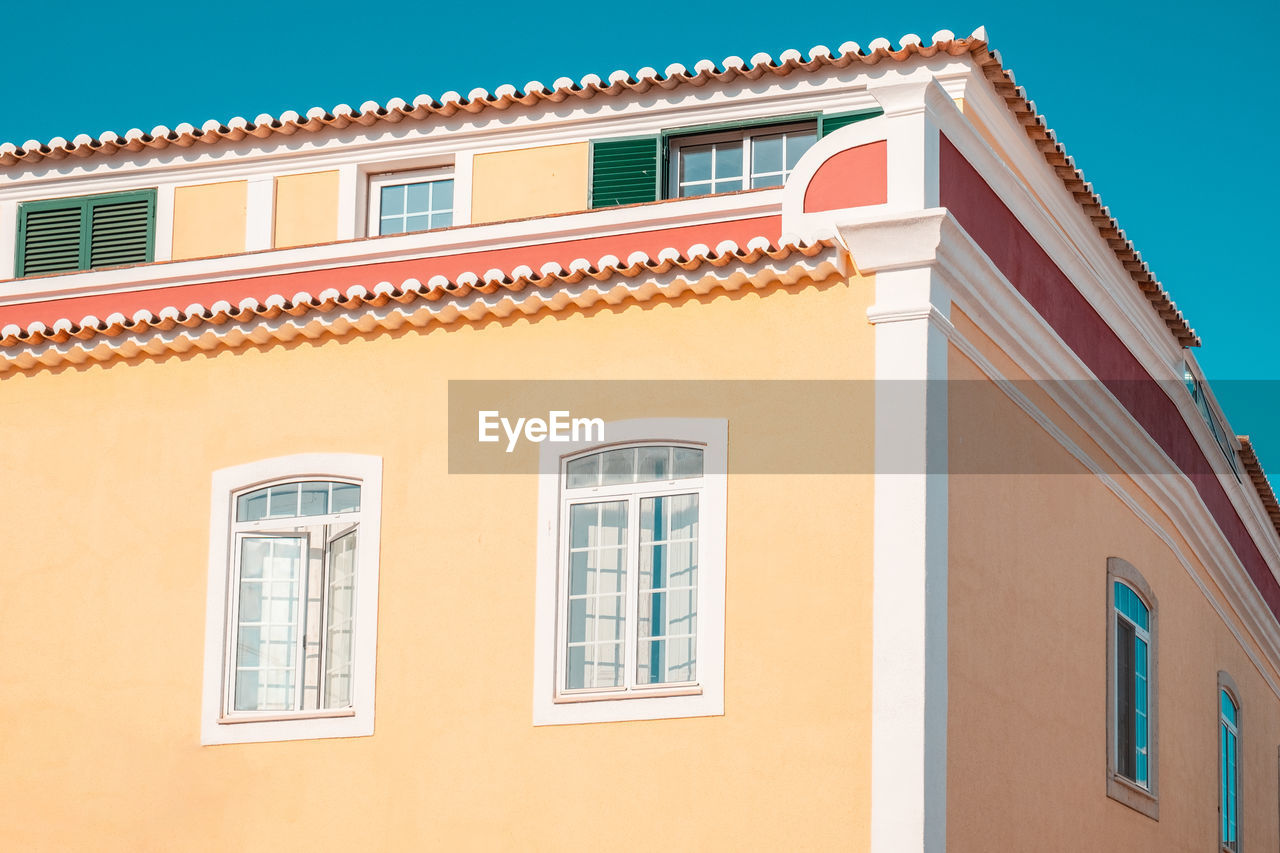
left=560, top=445, right=706, bottom=693
left=667, top=122, right=817, bottom=198
left=534, top=419, right=727, bottom=725
left=16, top=189, right=155, bottom=278
left=1219, top=675, right=1241, bottom=852
left=1105, top=557, right=1159, bottom=819
left=368, top=168, right=454, bottom=236
left=1183, top=363, right=1241, bottom=479
left=202, top=454, right=383, bottom=745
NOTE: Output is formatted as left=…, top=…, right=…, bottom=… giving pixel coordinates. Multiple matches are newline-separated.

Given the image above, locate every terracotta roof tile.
left=1239, top=436, right=1280, bottom=536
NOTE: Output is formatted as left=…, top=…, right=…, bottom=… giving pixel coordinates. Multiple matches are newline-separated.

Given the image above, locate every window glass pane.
left=433, top=179, right=454, bottom=209
left=752, top=134, right=784, bottom=176
left=331, top=482, right=360, bottom=513
left=601, top=448, right=636, bottom=485
left=785, top=130, right=817, bottom=170
left=237, top=488, right=269, bottom=522
left=566, top=453, right=601, bottom=489
left=379, top=215, right=405, bottom=237
left=565, top=501, right=627, bottom=690
left=680, top=146, right=712, bottom=184
left=1220, top=688, right=1237, bottom=725
left=404, top=213, right=433, bottom=233
left=380, top=184, right=406, bottom=217
left=324, top=530, right=357, bottom=708
left=234, top=536, right=304, bottom=712
left=679, top=181, right=713, bottom=198
left=1114, top=581, right=1149, bottom=631
left=267, top=483, right=299, bottom=518
left=636, top=446, right=672, bottom=482
left=1134, top=636, right=1149, bottom=786
left=299, top=482, right=329, bottom=517
left=430, top=211, right=453, bottom=229
left=638, top=493, right=699, bottom=684
left=714, top=142, right=743, bottom=180
left=405, top=182, right=432, bottom=215
left=673, top=447, right=704, bottom=479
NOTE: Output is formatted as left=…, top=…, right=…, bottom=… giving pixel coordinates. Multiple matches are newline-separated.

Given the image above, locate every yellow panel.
left=0, top=275, right=877, bottom=850
left=171, top=180, right=247, bottom=261
left=471, top=142, right=589, bottom=224
left=273, top=170, right=339, bottom=248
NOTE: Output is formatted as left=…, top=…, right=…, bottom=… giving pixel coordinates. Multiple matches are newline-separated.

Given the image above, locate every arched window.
left=202, top=454, right=383, bottom=744
left=1106, top=557, right=1159, bottom=819
left=534, top=419, right=727, bottom=725
left=1219, top=673, right=1241, bottom=852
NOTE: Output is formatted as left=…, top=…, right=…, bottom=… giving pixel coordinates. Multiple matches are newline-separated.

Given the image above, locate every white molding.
left=153, top=183, right=175, bottom=263
left=335, top=163, right=358, bottom=241
left=0, top=198, right=15, bottom=280
left=244, top=175, right=274, bottom=253
left=532, top=418, right=727, bottom=726
left=0, top=189, right=784, bottom=308
left=452, top=151, right=474, bottom=227
left=201, top=452, right=383, bottom=745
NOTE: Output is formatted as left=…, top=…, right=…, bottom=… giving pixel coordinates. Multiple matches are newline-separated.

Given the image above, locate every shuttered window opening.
left=590, top=137, right=660, bottom=209
left=16, top=189, right=156, bottom=278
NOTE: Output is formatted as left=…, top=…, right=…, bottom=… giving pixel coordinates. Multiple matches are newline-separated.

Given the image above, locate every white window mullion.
left=624, top=494, right=641, bottom=692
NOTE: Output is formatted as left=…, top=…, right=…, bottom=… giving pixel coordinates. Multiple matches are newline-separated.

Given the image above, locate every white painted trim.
left=867, top=259, right=950, bottom=853
left=0, top=198, right=15, bottom=280
left=152, top=183, right=175, bottom=263
left=335, top=163, right=358, bottom=241
left=201, top=453, right=383, bottom=745
left=533, top=418, right=727, bottom=726
left=452, top=151, right=474, bottom=227
left=0, top=188, right=782, bottom=303
left=244, top=176, right=274, bottom=253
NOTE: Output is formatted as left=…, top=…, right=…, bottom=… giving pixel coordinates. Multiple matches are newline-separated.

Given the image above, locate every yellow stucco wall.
left=946, top=308, right=1280, bottom=852
left=273, top=170, right=339, bottom=249
left=471, top=143, right=590, bottom=224
left=0, top=274, right=876, bottom=850
left=171, top=180, right=248, bottom=261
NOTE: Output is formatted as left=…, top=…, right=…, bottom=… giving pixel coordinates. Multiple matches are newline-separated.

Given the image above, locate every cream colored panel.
left=274, top=170, right=340, bottom=249
left=471, top=142, right=589, bottom=224
left=171, top=180, right=247, bottom=261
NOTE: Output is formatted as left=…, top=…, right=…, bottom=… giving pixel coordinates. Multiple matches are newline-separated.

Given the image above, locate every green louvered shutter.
left=591, top=136, right=661, bottom=208
left=818, top=109, right=884, bottom=138
left=88, top=192, right=154, bottom=269
left=18, top=204, right=85, bottom=277
left=16, top=189, right=154, bottom=278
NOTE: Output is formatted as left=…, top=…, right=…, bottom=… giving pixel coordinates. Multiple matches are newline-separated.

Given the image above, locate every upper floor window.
left=534, top=419, right=727, bottom=725
left=668, top=122, right=817, bottom=198
left=1105, top=557, right=1159, bottom=819
left=1184, top=363, right=1241, bottom=479
left=1219, top=674, right=1241, bottom=852
left=16, top=189, right=155, bottom=277
left=368, top=168, right=454, bottom=236
left=202, top=454, right=383, bottom=744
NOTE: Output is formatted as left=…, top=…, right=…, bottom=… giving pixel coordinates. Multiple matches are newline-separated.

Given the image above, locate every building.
left=1, top=27, right=1277, bottom=852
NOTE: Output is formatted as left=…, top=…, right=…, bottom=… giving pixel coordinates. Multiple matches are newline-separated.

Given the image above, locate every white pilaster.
left=245, top=175, right=275, bottom=251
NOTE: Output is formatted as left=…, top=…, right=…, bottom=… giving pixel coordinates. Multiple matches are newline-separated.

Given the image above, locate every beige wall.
left=274, top=170, right=339, bottom=248
left=172, top=181, right=248, bottom=261
left=946, top=308, right=1280, bottom=852
left=0, top=273, right=876, bottom=850
left=471, top=143, right=589, bottom=224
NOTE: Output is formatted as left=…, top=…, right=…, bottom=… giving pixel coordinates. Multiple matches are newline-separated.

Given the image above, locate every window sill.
left=1106, top=773, right=1158, bottom=820
left=218, top=707, right=356, bottom=725
left=554, top=685, right=701, bottom=704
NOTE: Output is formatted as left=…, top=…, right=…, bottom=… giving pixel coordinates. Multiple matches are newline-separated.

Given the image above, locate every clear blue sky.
left=4, top=1, right=1277, bottom=476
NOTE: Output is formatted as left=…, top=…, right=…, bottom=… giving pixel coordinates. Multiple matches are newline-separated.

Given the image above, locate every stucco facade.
left=0, top=28, right=1276, bottom=852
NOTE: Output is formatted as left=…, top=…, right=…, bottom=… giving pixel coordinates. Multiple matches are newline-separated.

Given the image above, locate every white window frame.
left=201, top=453, right=383, bottom=745
left=366, top=166, right=456, bottom=238
left=666, top=121, right=817, bottom=199
left=534, top=418, right=727, bottom=725
left=1105, top=556, right=1160, bottom=819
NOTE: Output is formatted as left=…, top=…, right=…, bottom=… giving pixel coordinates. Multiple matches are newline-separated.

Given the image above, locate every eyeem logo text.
left=478, top=410, right=605, bottom=453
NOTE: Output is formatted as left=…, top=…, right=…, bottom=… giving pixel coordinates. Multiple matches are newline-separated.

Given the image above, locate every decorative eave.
left=1240, top=436, right=1280, bottom=535
left=0, top=237, right=841, bottom=373
left=0, top=26, right=1195, bottom=348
